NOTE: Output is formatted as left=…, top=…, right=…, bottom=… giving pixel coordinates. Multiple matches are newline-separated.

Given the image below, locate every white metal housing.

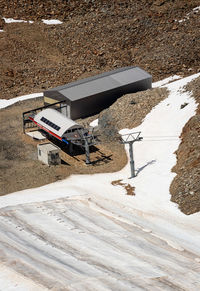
left=34, top=108, right=82, bottom=138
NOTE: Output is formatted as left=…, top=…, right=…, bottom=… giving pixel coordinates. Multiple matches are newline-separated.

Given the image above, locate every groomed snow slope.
left=0, top=74, right=200, bottom=290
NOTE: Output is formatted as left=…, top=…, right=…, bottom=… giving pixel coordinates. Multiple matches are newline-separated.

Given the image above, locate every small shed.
left=37, top=143, right=61, bottom=166
left=44, top=66, right=152, bottom=120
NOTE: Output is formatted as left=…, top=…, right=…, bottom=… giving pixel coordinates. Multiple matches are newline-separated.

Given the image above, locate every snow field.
left=0, top=197, right=200, bottom=290
left=0, top=73, right=200, bottom=289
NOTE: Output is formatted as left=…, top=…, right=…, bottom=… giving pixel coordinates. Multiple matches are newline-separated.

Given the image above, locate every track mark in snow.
left=0, top=197, right=200, bottom=289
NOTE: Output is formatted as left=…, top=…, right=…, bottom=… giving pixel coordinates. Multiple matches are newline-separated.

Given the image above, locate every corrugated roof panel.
left=60, top=76, right=121, bottom=101
left=111, top=67, right=151, bottom=85
left=48, top=66, right=135, bottom=92
left=44, top=66, right=152, bottom=104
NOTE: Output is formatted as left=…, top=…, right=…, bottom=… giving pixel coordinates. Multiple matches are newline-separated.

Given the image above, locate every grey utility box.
left=37, top=143, right=61, bottom=166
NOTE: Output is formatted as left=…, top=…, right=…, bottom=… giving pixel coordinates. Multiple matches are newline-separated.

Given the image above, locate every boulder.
left=0, top=17, right=5, bottom=30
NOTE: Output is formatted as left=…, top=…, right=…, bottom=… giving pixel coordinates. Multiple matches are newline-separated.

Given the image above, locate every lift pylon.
left=120, top=132, right=143, bottom=178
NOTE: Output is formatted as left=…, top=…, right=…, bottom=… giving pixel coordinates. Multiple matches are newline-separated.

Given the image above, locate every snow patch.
left=3, top=17, right=33, bottom=24
left=0, top=92, right=43, bottom=110
left=0, top=265, right=45, bottom=290
left=26, top=130, right=46, bottom=140
left=42, top=19, right=63, bottom=25
left=2, top=17, right=64, bottom=25
left=152, top=75, right=181, bottom=88
left=176, top=6, right=200, bottom=23
left=152, top=233, right=184, bottom=251
left=193, top=6, right=200, bottom=12
left=90, top=119, right=98, bottom=127
left=195, top=258, right=200, bottom=263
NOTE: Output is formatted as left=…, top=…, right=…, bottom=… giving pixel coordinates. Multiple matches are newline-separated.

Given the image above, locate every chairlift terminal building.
left=44, top=66, right=152, bottom=120
left=31, top=108, right=84, bottom=144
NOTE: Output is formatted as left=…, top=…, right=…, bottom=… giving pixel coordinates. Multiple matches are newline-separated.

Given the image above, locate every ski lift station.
left=31, top=108, right=87, bottom=145
left=29, top=108, right=96, bottom=164
left=23, top=66, right=151, bottom=164
left=43, top=66, right=152, bottom=120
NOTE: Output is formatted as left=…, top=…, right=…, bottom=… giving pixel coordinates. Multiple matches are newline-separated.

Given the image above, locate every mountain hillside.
left=0, top=2, right=200, bottom=288
left=0, top=0, right=199, bottom=99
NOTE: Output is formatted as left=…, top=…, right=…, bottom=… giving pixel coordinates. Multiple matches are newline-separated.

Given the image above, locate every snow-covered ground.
left=0, top=74, right=200, bottom=290
left=0, top=92, right=43, bottom=109
left=90, top=118, right=99, bottom=127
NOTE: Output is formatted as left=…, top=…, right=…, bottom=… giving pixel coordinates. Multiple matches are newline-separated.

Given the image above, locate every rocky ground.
left=170, top=76, right=200, bottom=215
left=98, top=87, right=168, bottom=135
left=0, top=0, right=200, bottom=213
left=78, top=87, right=168, bottom=139
left=0, top=0, right=200, bottom=99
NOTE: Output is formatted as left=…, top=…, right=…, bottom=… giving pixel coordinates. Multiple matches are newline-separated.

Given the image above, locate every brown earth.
left=0, top=16, right=4, bottom=29
left=0, top=97, right=127, bottom=195
left=111, top=179, right=135, bottom=196
left=170, top=76, right=200, bottom=215
left=0, top=0, right=200, bottom=100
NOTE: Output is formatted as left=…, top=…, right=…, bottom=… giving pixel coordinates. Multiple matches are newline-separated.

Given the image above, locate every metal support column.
left=129, top=141, right=135, bottom=178
left=84, top=137, right=90, bottom=164
left=120, top=132, right=143, bottom=179
left=69, top=142, right=73, bottom=154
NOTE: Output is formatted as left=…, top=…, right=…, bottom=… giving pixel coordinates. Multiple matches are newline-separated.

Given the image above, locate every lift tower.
left=120, top=132, right=143, bottom=178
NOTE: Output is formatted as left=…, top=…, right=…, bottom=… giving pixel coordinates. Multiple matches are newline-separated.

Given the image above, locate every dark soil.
left=111, top=179, right=135, bottom=196
left=0, top=0, right=200, bottom=100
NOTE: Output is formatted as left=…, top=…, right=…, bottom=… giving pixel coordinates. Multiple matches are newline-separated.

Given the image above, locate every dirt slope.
left=170, top=76, right=200, bottom=215
left=0, top=0, right=200, bottom=100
